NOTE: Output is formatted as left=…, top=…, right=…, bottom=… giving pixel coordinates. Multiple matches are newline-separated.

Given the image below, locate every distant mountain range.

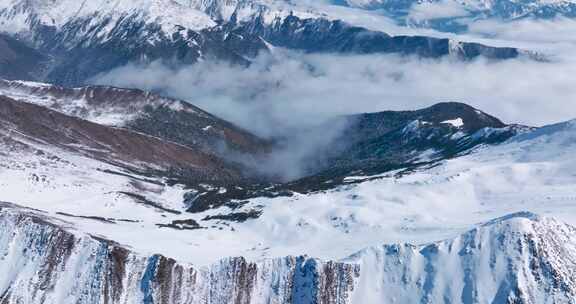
left=331, top=0, right=576, bottom=32
left=0, top=0, right=533, bottom=85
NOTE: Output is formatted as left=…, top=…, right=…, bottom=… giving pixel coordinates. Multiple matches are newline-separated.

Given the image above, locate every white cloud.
left=466, top=17, right=576, bottom=55
left=95, top=50, right=576, bottom=130
left=92, top=17, right=576, bottom=179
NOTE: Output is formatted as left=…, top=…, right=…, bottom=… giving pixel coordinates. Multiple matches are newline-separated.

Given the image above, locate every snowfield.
left=0, top=82, right=575, bottom=302
left=0, top=0, right=216, bottom=34
left=1, top=95, right=576, bottom=267
left=0, top=0, right=324, bottom=38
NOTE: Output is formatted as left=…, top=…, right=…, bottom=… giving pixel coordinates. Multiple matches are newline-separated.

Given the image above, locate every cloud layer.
left=92, top=17, right=576, bottom=179
left=95, top=50, right=576, bottom=132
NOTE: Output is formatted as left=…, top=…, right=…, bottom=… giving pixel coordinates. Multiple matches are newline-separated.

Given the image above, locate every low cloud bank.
left=95, top=51, right=576, bottom=130
left=93, top=26, right=576, bottom=179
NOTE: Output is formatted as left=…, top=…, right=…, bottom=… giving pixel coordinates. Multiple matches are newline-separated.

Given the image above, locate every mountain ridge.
left=333, top=0, right=576, bottom=32
left=0, top=79, right=272, bottom=158
left=1, top=200, right=575, bottom=303
left=0, top=0, right=532, bottom=85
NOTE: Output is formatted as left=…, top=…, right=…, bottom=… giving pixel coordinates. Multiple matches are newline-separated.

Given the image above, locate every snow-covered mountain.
left=1, top=79, right=576, bottom=302
left=346, top=211, right=576, bottom=303
left=0, top=0, right=529, bottom=84
left=0, top=0, right=216, bottom=36
left=308, top=102, right=531, bottom=178
left=212, top=117, right=576, bottom=266
left=333, top=0, right=576, bottom=32
left=0, top=81, right=574, bottom=260
left=0, top=0, right=268, bottom=83
left=1, top=203, right=575, bottom=303
left=0, top=94, right=250, bottom=183
left=0, top=79, right=270, bottom=157
left=0, top=201, right=358, bottom=304
left=0, top=0, right=573, bottom=302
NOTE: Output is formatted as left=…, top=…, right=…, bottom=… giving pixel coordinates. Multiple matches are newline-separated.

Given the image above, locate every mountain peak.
left=420, top=101, right=507, bottom=131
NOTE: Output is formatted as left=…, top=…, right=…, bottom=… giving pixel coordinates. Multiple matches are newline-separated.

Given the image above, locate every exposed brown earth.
left=0, top=95, right=244, bottom=183
left=0, top=80, right=271, bottom=155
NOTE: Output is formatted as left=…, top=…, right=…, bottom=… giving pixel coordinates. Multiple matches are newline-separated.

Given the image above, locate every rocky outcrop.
left=325, top=102, right=529, bottom=169
left=0, top=34, right=48, bottom=82
left=235, top=15, right=521, bottom=60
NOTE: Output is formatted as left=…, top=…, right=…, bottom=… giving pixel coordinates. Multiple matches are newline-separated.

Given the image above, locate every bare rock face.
left=0, top=202, right=359, bottom=304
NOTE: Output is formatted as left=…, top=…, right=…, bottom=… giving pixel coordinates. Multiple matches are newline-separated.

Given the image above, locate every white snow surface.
left=0, top=0, right=216, bottom=36
left=0, top=80, right=205, bottom=126
left=1, top=197, right=576, bottom=303
left=441, top=117, right=465, bottom=127
left=0, top=0, right=327, bottom=37
left=2, top=82, right=576, bottom=268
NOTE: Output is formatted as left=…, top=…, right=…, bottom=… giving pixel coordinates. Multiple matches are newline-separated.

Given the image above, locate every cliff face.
left=2, top=202, right=576, bottom=304
left=0, top=202, right=359, bottom=304
left=347, top=212, right=576, bottom=304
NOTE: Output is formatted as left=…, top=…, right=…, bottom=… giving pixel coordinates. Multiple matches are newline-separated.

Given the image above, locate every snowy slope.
left=0, top=80, right=271, bottom=157
left=0, top=202, right=358, bottom=304
left=0, top=79, right=199, bottom=126
left=1, top=87, right=575, bottom=267
left=213, top=118, right=576, bottom=263
left=346, top=212, right=576, bottom=303
left=1, top=87, right=576, bottom=301
left=0, top=0, right=216, bottom=35
left=1, top=202, right=575, bottom=303
left=334, top=0, right=576, bottom=33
